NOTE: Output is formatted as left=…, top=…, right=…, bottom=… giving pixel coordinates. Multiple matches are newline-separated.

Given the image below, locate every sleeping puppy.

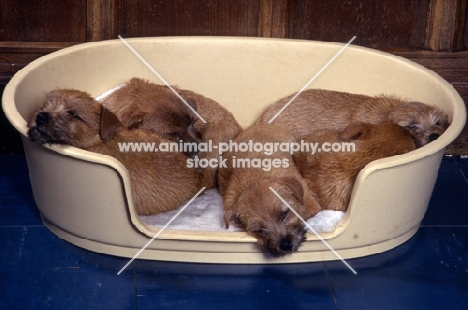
left=218, top=123, right=322, bottom=257
left=256, top=89, right=450, bottom=148
left=101, top=78, right=242, bottom=190
left=293, top=122, right=416, bottom=212
left=28, top=89, right=200, bottom=215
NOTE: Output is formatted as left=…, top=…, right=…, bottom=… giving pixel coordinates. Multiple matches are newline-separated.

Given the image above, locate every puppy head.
left=27, top=89, right=101, bottom=149
left=388, top=101, right=449, bottom=147
left=116, top=80, right=202, bottom=156
left=224, top=176, right=309, bottom=257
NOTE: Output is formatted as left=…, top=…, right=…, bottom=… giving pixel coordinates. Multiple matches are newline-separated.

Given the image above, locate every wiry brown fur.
left=28, top=89, right=200, bottom=215
left=218, top=124, right=322, bottom=257
left=101, top=78, right=242, bottom=190
left=293, top=122, right=416, bottom=212
left=256, top=89, right=450, bottom=148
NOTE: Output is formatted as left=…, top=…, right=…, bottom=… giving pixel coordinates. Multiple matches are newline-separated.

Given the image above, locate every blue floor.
left=1, top=155, right=467, bottom=309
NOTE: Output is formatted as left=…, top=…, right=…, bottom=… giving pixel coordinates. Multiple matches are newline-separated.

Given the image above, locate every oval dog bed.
left=2, top=37, right=466, bottom=264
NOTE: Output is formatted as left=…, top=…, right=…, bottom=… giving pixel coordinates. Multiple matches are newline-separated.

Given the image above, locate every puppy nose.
left=429, top=133, right=440, bottom=141
left=279, top=237, right=293, bottom=252
left=35, top=112, right=50, bottom=126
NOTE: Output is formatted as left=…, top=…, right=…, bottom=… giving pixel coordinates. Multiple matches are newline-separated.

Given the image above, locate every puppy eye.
left=67, top=111, right=83, bottom=121
left=279, top=209, right=290, bottom=221
left=254, top=228, right=265, bottom=235
left=405, top=124, right=417, bottom=129
left=166, top=132, right=181, bottom=140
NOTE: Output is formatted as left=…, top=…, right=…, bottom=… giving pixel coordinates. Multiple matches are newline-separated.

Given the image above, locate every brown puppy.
left=256, top=89, right=450, bottom=148
left=218, top=124, right=322, bottom=257
left=101, top=78, right=242, bottom=190
left=28, top=89, right=200, bottom=215
left=293, top=122, right=416, bottom=212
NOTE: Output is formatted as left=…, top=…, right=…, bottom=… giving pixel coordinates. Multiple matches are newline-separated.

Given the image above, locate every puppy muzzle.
left=35, top=112, right=50, bottom=126
left=428, top=133, right=440, bottom=142
left=279, top=236, right=293, bottom=252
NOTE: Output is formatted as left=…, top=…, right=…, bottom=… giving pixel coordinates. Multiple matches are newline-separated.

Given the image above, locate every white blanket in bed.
left=140, top=188, right=345, bottom=234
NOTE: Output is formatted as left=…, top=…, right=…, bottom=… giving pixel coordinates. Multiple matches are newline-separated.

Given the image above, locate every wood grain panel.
left=0, top=0, right=87, bottom=42
left=426, top=0, right=467, bottom=51
left=258, top=0, right=288, bottom=37
left=87, top=0, right=119, bottom=41
left=285, top=0, right=431, bottom=49
left=464, top=0, right=468, bottom=49
left=119, top=0, right=261, bottom=37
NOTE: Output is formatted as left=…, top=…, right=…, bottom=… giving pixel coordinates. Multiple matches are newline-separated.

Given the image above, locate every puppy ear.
left=182, top=97, right=203, bottom=143
left=388, top=101, right=424, bottom=125
left=125, top=112, right=146, bottom=130
left=188, top=121, right=202, bottom=141
left=100, top=106, right=123, bottom=141
left=44, top=91, right=56, bottom=104
left=182, top=97, right=197, bottom=112
left=406, top=101, right=427, bottom=112
left=340, top=122, right=369, bottom=140
left=278, top=176, right=305, bottom=205
left=438, top=112, right=450, bottom=127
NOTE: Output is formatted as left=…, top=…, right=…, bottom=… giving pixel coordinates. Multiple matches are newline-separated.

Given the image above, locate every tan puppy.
left=218, top=124, right=322, bottom=257
left=101, top=78, right=242, bottom=190
left=256, top=89, right=450, bottom=148
left=293, top=122, right=416, bottom=212
left=28, top=89, right=200, bottom=215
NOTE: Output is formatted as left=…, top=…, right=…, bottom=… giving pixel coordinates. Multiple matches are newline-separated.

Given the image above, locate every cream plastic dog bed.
left=2, top=37, right=466, bottom=264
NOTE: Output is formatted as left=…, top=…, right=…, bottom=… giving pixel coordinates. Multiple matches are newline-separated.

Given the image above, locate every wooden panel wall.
left=2, top=0, right=467, bottom=82
left=283, top=0, right=431, bottom=49
left=1, top=0, right=468, bottom=154
left=0, top=0, right=87, bottom=42
left=1, top=0, right=467, bottom=82
left=119, top=0, right=262, bottom=37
